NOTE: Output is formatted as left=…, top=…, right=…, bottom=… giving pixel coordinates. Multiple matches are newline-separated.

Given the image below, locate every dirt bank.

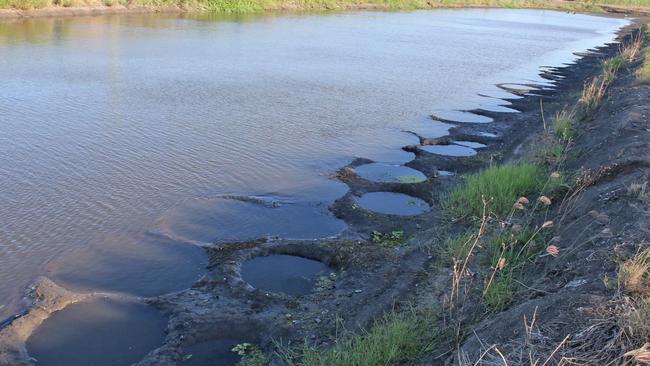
left=450, top=28, right=650, bottom=364
left=0, top=17, right=647, bottom=366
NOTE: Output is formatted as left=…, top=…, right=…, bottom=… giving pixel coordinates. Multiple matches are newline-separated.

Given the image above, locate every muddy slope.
left=452, top=32, right=650, bottom=364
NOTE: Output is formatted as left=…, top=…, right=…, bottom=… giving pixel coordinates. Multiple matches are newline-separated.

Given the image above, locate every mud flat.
left=0, top=18, right=647, bottom=366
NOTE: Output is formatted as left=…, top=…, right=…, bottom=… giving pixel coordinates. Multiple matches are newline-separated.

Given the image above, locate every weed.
left=232, top=343, right=269, bottom=366
left=281, top=309, right=438, bottom=366
left=579, top=55, right=624, bottom=114
left=482, top=272, right=514, bottom=311
left=618, top=246, right=650, bottom=295
left=483, top=225, right=548, bottom=311
left=579, top=75, right=608, bottom=113
left=371, top=230, right=405, bottom=248
left=314, top=272, right=336, bottom=292
left=553, top=107, right=577, bottom=142
left=444, top=231, right=476, bottom=263
left=638, top=46, right=650, bottom=84
left=444, top=163, right=546, bottom=219
left=620, top=33, right=644, bottom=63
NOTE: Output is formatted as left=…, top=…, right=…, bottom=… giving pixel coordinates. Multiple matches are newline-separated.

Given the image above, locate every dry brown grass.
left=621, top=33, right=645, bottom=63
left=618, top=246, right=650, bottom=295
left=579, top=75, right=610, bottom=114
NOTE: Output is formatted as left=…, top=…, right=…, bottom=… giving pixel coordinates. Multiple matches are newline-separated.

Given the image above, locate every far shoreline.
left=1, top=0, right=649, bottom=21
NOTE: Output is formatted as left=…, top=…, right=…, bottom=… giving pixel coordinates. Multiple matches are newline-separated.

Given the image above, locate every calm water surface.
left=0, top=9, right=627, bottom=318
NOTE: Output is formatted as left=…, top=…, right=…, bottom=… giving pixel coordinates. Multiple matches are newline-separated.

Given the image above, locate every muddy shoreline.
left=0, top=18, right=647, bottom=366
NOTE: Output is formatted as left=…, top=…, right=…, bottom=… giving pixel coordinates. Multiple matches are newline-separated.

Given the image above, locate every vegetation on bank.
left=640, top=46, right=650, bottom=83
left=280, top=309, right=439, bottom=366
left=276, top=26, right=650, bottom=366
left=1, top=0, right=650, bottom=15
left=443, top=162, right=547, bottom=219
left=639, top=25, right=650, bottom=83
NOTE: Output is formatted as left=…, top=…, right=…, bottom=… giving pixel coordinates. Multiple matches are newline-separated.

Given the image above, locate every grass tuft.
left=553, top=107, right=577, bottom=142
left=638, top=46, right=650, bottom=84
left=283, top=310, right=439, bottom=366
left=444, top=163, right=546, bottom=219
left=618, top=247, right=650, bottom=295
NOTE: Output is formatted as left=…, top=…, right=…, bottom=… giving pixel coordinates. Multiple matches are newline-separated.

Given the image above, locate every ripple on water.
left=354, top=163, right=427, bottom=184
left=49, top=232, right=207, bottom=297
left=27, top=299, right=167, bottom=366
left=158, top=196, right=346, bottom=244
left=358, top=192, right=430, bottom=216
left=421, top=144, right=477, bottom=157
left=241, top=254, right=331, bottom=296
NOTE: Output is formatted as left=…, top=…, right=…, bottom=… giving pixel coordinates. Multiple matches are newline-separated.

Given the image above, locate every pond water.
left=358, top=192, right=431, bottom=216
left=354, top=163, right=427, bottom=183
left=26, top=299, right=167, bottom=366
left=181, top=339, right=242, bottom=366
left=241, top=254, right=332, bottom=295
left=0, top=9, right=627, bottom=319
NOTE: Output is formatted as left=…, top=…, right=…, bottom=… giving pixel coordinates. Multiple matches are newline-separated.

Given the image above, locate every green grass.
left=483, top=227, right=546, bottom=310
left=639, top=47, right=650, bottom=84
left=444, top=231, right=476, bottom=262
left=483, top=272, right=514, bottom=311
left=371, top=230, right=405, bottom=248
left=285, top=310, right=438, bottom=366
left=443, top=163, right=546, bottom=220
left=553, top=108, right=577, bottom=142
left=232, top=343, right=269, bottom=366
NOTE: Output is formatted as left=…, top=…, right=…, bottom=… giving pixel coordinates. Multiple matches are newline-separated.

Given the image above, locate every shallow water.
left=421, top=144, right=478, bottom=157
left=0, top=9, right=627, bottom=318
left=181, top=339, right=242, bottom=366
left=358, top=192, right=431, bottom=216
left=26, top=299, right=167, bottom=366
left=354, top=163, right=427, bottom=183
left=241, top=254, right=331, bottom=295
